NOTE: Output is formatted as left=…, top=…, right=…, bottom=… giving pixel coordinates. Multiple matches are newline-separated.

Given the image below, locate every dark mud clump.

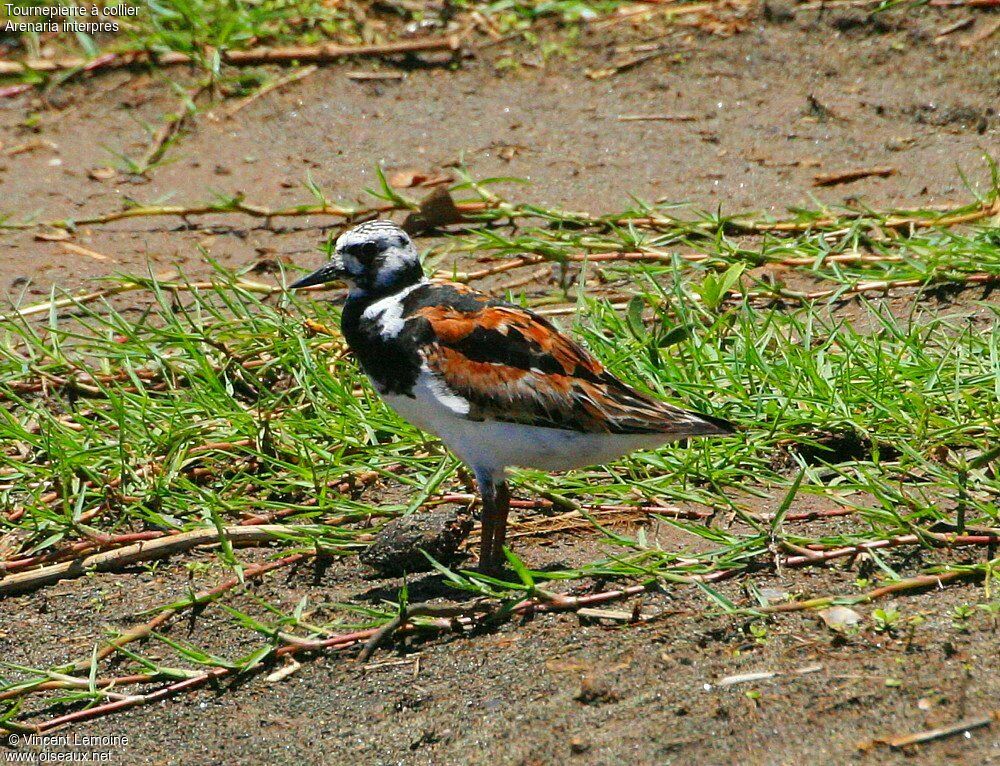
left=771, top=428, right=901, bottom=470
left=903, top=103, right=994, bottom=134
left=359, top=508, right=473, bottom=576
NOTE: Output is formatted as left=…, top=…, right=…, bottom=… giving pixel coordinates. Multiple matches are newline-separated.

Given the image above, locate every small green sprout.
left=951, top=604, right=976, bottom=632
left=872, top=608, right=901, bottom=634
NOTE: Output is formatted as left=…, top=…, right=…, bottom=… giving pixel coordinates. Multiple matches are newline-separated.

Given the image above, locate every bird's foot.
left=474, top=557, right=508, bottom=580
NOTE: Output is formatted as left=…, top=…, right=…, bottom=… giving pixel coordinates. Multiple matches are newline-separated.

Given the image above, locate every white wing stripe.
left=361, top=281, right=425, bottom=339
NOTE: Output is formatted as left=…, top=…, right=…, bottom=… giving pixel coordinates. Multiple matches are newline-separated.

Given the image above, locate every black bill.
left=288, top=260, right=346, bottom=289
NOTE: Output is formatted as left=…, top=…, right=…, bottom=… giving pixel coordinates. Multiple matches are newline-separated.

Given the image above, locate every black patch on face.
left=343, top=240, right=382, bottom=264
left=339, top=239, right=424, bottom=297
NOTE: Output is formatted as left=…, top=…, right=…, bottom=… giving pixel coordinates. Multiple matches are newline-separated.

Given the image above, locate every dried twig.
left=0, top=500, right=336, bottom=575
left=222, top=65, right=318, bottom=119
left=761, top=567, right=986, bottom=615
left=3, top=139, right=58, bottom=156
left=934, top=16, right=974, bottom=39
left=140, top=87, right=202, bottom=173
left=346, top=71, right=406, bottom=81
left=782, top=532, right=999, bottom=567
left=715, top=664, right=823, bottom=687
left=590, top=2, right=715, bottom=29
left=813, top=166, right=897, bottom=187
left=449, top=250, right=705, bottom=283
left=1, top=197, right=490, bottom=233
left=0, top=36, right=461, bottom=76
left=533, top=265, right=997, bottom=316
left=929, top=0, right=998, bottom=6
left=59, top=242, right=114, bottom=262
left=5, top=667, right=233, bottom=733
left=0, top=83, right=32, bottom=98
left=863, top=711, right=998, bottom=750
left=611, top=195, right=1000, bottom=234
left=358, top=601, right=490, bottom=661
left=10, top=581, right=650, bottom=732
left=759, top=506, right=857, bottom=523
left=0, top=524, right=315, bottom=596
left=768, top=272, right=997, bottom=302
left=0, top=273, right=277, bottom=323
left=3, top=201, right=355, bottom=230
left=0, top=551, right=307, bottom=705
left=959, top=17, right=1000, bottom=47
left=617, top=113, right=699, bottom=122
left=587, top=47, right=677, bottom=80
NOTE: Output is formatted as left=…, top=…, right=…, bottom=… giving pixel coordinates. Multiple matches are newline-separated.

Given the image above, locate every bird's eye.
left=357, top=242, right=380, bottom=260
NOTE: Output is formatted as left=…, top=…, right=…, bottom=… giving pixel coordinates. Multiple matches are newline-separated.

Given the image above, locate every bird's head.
left=289, top=220, right=424, bottom=296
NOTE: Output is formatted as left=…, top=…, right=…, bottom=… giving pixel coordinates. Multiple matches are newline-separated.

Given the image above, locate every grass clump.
left=1, top=180, right=998, bottom=732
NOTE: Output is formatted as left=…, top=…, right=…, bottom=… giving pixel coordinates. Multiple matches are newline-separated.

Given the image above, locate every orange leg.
left=477, top=477, right=510, bottom=575
left=490, top=481, right=510, bottom=568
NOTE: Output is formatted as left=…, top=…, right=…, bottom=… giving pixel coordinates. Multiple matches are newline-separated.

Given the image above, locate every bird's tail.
left=597, top=377, right=736, bottom=437
left=680, top=408, right=736, bottom=436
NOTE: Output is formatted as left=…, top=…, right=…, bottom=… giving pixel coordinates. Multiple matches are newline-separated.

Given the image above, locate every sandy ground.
left=2, top=5, right=999, bottom=765
left=1, top=6, right=997, bottom=296
left=4, top=513, right=999, bottom=765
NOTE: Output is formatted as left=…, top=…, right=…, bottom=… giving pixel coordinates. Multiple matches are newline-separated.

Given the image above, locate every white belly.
left=381, top=388, right=673, bottom=476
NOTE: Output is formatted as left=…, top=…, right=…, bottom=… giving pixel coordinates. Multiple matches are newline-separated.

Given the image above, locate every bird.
left=290, top=220, right=734, bottom=575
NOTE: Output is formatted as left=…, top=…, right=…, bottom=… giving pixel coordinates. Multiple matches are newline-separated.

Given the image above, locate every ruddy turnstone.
left=291, top=220, right=734, bottom=574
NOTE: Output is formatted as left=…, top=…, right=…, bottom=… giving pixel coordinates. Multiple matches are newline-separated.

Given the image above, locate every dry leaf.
left=818, top=605, right=862, bottom=632
left=497, top=144, right=525, bottom=162
left=389, top=170, right=452, bottom=189
left=0, top=529, right=29, bottom=561
left=303, top=318, right=340, bottom=337
left=88, top=166, right=117, bottom=181
left=401, top=187, right=463, bottom=234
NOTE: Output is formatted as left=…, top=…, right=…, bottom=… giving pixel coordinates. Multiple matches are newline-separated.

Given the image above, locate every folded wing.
left=403, top=283, right=732, bottom=436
